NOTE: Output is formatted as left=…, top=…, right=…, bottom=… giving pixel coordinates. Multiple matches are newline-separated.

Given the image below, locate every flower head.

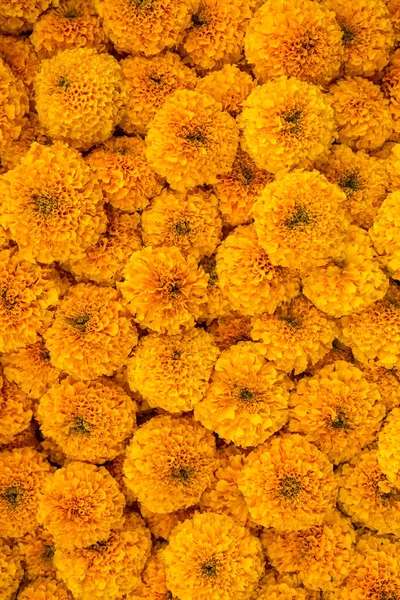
left=377, top=407, right=400, bottom=487
left=0, top=376, right=32, bottom=445
left=370, top=191, right=400, bottom=280
left=196, top=65, right=256, bottom=117
left=0, top=35, right=39, bottom=92
left=0, top=538, right=23, bottom=599
left=0, top=0, right=55, bottom=33
left=209, top=316, right=253, bottom=351
left=18, top=577, right=74, bottom=600
left=0, top=58, right=28, bottom=153
left=18, top=526, right=57, bottom=580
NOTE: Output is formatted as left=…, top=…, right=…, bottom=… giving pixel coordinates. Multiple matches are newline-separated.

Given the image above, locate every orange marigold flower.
left=370, top=190, right=400, bottom=280
left=0, top=447, right=52, bottom=538
left=195, top=65, right=256, bottom=117
left=289, top=360, right=385, bottom=464
left=0, top=35, right=39, bottom=93
left=329, top=76, right=393, bottom=151
left=120, top=52, right=197, bottom=136
left=0, top=377, right=32, bottom=445
left=208, top=315, right=253, bottom=351
left=238, top=434, right=337, bottom=531
left=18, top=577, right=74, bottom=600
left=123, top=415, right=217, bottom=513
left=238, top=76, right=337, bottom=174
left=163, top=512, right=264, bottom=600
left=146, top=90, right=238, bottom=191
left=105, top=453, right=136, bottom=507
left=245, top=0, right=343, bottom=86
left=377, top=407, right=400, bottom=487
left=35, top=48, right=126, bottom=151
left=0, top=538, right=23, bottom=600
left=199, top=254, right=234, bottom=323
left=44, top=283, right=138, bottom=380
left=139, top=505, right=197, bottom=541
left=18, top=526, right=56, bottom=580
left=0, top=0, right=55, bottom=34
left=359, top=362, right=400, bottom=411
left=0, top=58, right=28, bottom=153
left=119, top=246, right=208, bottom=334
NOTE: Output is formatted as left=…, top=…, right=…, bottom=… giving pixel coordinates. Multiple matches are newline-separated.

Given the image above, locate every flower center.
left=186, top=129, right=207, bottom=145
left=280, top=315, right=302, bottom=329
left=239, top=163, right=255, bottom=186
left=283, top=109, right=302, bottom=134
left=339, top=171, right=362, bottom=195
left=330, top=409, right=351, bottom=430
left=65, top=313, right=92, bottom=332
left=68, top=416, right=91, bottom=437
left=279, top=476, right=302, bottom=499
left=149, top=74, right=163, bottom=84
left=32, top=193, right=58, bottom=216
left=173, top=220, right=191, bottom=236
left=1, top=485, right=24, bottom=509
left=238, top=386, right=254, bottom=402
left=56, top=76, right=71, bottom=90
left=201, top=558, right=218, bottom=578
left=341, top=23, right=356, bottom=45
left=171, top=466, right=194, bottom=485
left=168, top=282, right=181, bottom=296
left=43, top=545, right=55, bottom=561
left=284, top=204, right=312, bottom=229
left=192, top=7, right=207, bottom=27
left=171, top=349, right=182, bottom=360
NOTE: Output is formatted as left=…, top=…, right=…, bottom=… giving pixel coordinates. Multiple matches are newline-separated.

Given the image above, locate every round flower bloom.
left=253, top=170, right=348, bottom=272
left=0, top=538, right=23, bottom=600
left=142, top=188, right=221, bottom=261
left=0, top=377, right=32, bottom=445
left=0, top=58, right=28, bottom=153
left=124, top=415, right=217, bottom=513
left=245, top=0, right=343, bottom=86
left=35, top=48, right=125, bottom=151
left=338, top=449, right=400, bottom=536
left=119, top=246, right=208, bottom=334
left=377, top=407, right=400, bottom=487
left=140, top=505, right=197, bottom=541
left=31, top=0, right=108, bottom=59
left=195, top=342, right=292, bottom=448
left=54, top=512, right=152, bottom=600
left=0, top=447, right=52, bottom=538
left=261, top=510, right=355, bottom=592
left=18, top=577, right=74, bottom=600
left=85, top=136, right=164, bottom=213
left=130, top=549, right=170, bottom=600
left=251, top=296, right=339, bottom=374
left=38, top=461, right=125, bottom=550
left=238, top=434, right=337, bottom=531
left=370, top=191, right=400, bottom=280
left=146, top=90, right=238, bottom=192
left=0, top=35, right=39, bottom=93
left=0, top=0, right=55, bottom=33
left=38, top=377, right=136, bottom=464
left=120, top=52, right=197, bottom=136
left=199, top=254, right=234, bottom=322
left=238, top=77, right=337, bottom=174
left=196, top=65, right=256, bottom=117
left=209, top=316, right=253, bottom=351
left=0, top=141, right=106, bottom=264
left=216, top=224, right=300, bottom=317
left=329, top=76, right=393, bottom=151
left=360, top=362, right=400, bottom=411
left=163, top=512, right=264, bottom=600
left=302, top=225, right=389, bottom=318
left=127, top=328, right=219, bottom=413
left=289, top=360, right=385, bottom=464
left=18, top=526, right=56, bottom=580
left=324, top=0, right=394, bottom=77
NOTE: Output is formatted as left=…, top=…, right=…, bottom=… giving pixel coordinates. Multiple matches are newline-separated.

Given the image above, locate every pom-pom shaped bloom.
left=0, top=538, right=23, bottom=600
left=245, top=0, right=343, bottom=86
left=140, top=505, right=196, bottom=541
left=325, top=0, right=394, bottom=76
left=18, top=577, right=74, bottom=600
left=35, top=48, right=125, bottom=150
left=0, top=35, right=39, bottom=93
left=195, top=343, right=292, bottom=448
left=55, top=512, right=151, bottom=600
left=370, top=191, right=400, bottom=280
left=238, top=434, right=337, bottom=531
left=196, top=65, right=256, bottom=117
left=377, top=407, right=400, bottom=487
left=44, top=283, right=138, bottom=380
left=0, top=377, right=32, bottom=445
left=216, top=224, right=300, bottom=316
left=251, top=296, right=339, bottom=374
left=360, top=362, right=400, bottom=412
left=38, top=377, right=136, bottom=464
left=142, top=188, right=222, bottom=260
left=0, top=58, right=28, bottom=153
left=209, top=316, right=252, bottom=351
left=252, top=169, right=348, bottom=271
left=0, top=447, right=52, bottom=538
left=119, top=246, right=208, bottom=334
left=329, top=76, right=393, bottom=151
left=239, top=77, right=336, bottom=174
left=124, top=415, right=217, bottom=514
left=302, top=226, right=389, bottom=318
left=120, top=52, right=197, bottom=136
left=38, top=461, right=125, bottom=550
left=289, top=360, right=385, bottom=464
left=18, top=526, right=56, bottom=580
left=127, top=328, right=219, bottom=413
left=199, top=254, right=234, bottom=322
left=0, top=0, right=54, bottom=34
left=146, top=90, right=238, bottom=192
left=163, top=512, right=264, bottom=600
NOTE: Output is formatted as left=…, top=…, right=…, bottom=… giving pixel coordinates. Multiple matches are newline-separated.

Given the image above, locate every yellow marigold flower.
left=105, top=453, right=136, bottom=507
left=209, top=315, right=252, bottom=351
left=289, top=360, right=385, bottom=464
left=302, top=226, right=389, bottom=318
left=0, top=538, right=23, bottom=600
left=55, top=512, right=151, bottom=600
left=119, top=246, right=208, bottom=334
left=124, top=415, right=217, bottom=514
left=386, top=0, right=400, bottom=40
left=0, top=377, right=32, bottom=445
left=130, top=549, right=171, bottom=600
left=127, top=328, right=219, bottom=414
left=239, top=77, right=336, bottom=174
left=0, top=35, right=39, bottom=93
left=0, top=0, right=55, bottom=34
left=338, top=449, right=400, bottom=536
left=44, top=283, right=137, bottom=380
left=238, top=434, right=337, bottom=531
left=329, top=76, right=393, bottom=151
left=140, top=505, right=197, bottom=541
left=0, top=423, right=39, bottom=453
left=0, top=447, right=52, bottom=538
left=0, top=58, right=28, bottom=153
left=31, top=0, right=108, bottom=59
left=18, top=577, right=74, bottom=600
left=163, top=511, right=264, bottom=600
left=324, top=0, right=394, bottom=77
left=35, top=48, right=125, bottom=151
left=120, top=52, right=197, bottom=136
left=216, top=224, right=300, bottom=317
left=195, top=64, right=256, bottom=117
left=146, top=90, right=238, bottom=192
left=251, top=296, right=339, bottom=374
left=262, top=510, right=355, bottom=592
left=38, top=377, right=136, bottom=464
left=360, top=362, right=400, bottom=411
left=377, top=407, right=400, bottom=487
left=195, top=342, right=292, bottom=448
left=245, top=0, right=343, bottom=86
left=370, top=191, right=400, bottom=280
left=18, top=526, right=56, bottom=580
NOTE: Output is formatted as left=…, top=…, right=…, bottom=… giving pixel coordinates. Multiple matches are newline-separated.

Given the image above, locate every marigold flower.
left=0, top=538, right=23, bottom=600
left=239, top=77, right=336, bottom=173
left=35, top=48, right=125, bottom=151
left=360, top=362, right=400, bottom=411
left=18, top=526, right=56, bottom=580
left=163, top=512, right=264, bottom=600
left=0, top=35, right=39, bottom=93
left=124, top=415, right=217, bottom=514
left=329, top=76, right=393, bottom=151
left=209, top=315, right=253, bottom=351
left=18, top=577, right=74, bottom=600
left=238, top=434, right=337, bottom=531
left=140, top=505, right=197, bottom=541
left=251, top=296, right=339, bottom=374
left=119, top=246, right=208, bottom=334
left=0, top=447, right=52, bottom=538
left=377, top=407, right=400, bottom=487
left=0, top=377, right=32, bottom=445
left=0, top=0, right=55, bottom=33
left=196, top=65, right=256, bottom=117
left=289, top=360, right=385, bottom=464
left=370, top=191, right=400, bottom=280
left=146, top=90, right=238, bottom=191
left=0, top=58, right=28, bottom=153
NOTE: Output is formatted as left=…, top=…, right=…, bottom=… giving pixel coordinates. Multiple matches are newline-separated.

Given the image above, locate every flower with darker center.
left=201, top=558, right=218, bottom=578
left=238, top=387, right=254, bottom=402
left=168, top=282, right=181, bottom=296
left=340, top=24, right=356, bottom=46
left=283, top=109, right=302, bottom=134
left=149, top=74, right=163, bottom=84
left=171, top=465, right=195, bottom=485
left=64, top=313, right=92, bottom=332
left=32, top=194, right=59, bottom=216
left=173, top=220, right=192, bottom=236
left=64, top=9, right=80, bottom=18
left=186, top=129, right=207, bottom=145
left=239, top=163, right=255, bottom=186
left=56, top=76, right=71, bottom=90
left=68, top=416, right=91, bottom=437
left=280, top=315, right=302, bottom=329
left=330, top=409, right=351, bottom=430
left=284, top=204, right=313, bottom=229
left=339, top=171, right=362, bottom=195
left=171, top=349, right=182, bottom=360
left=1, top=485, right=24, bottom=509
left=279, top=476, right=302, bottom=499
